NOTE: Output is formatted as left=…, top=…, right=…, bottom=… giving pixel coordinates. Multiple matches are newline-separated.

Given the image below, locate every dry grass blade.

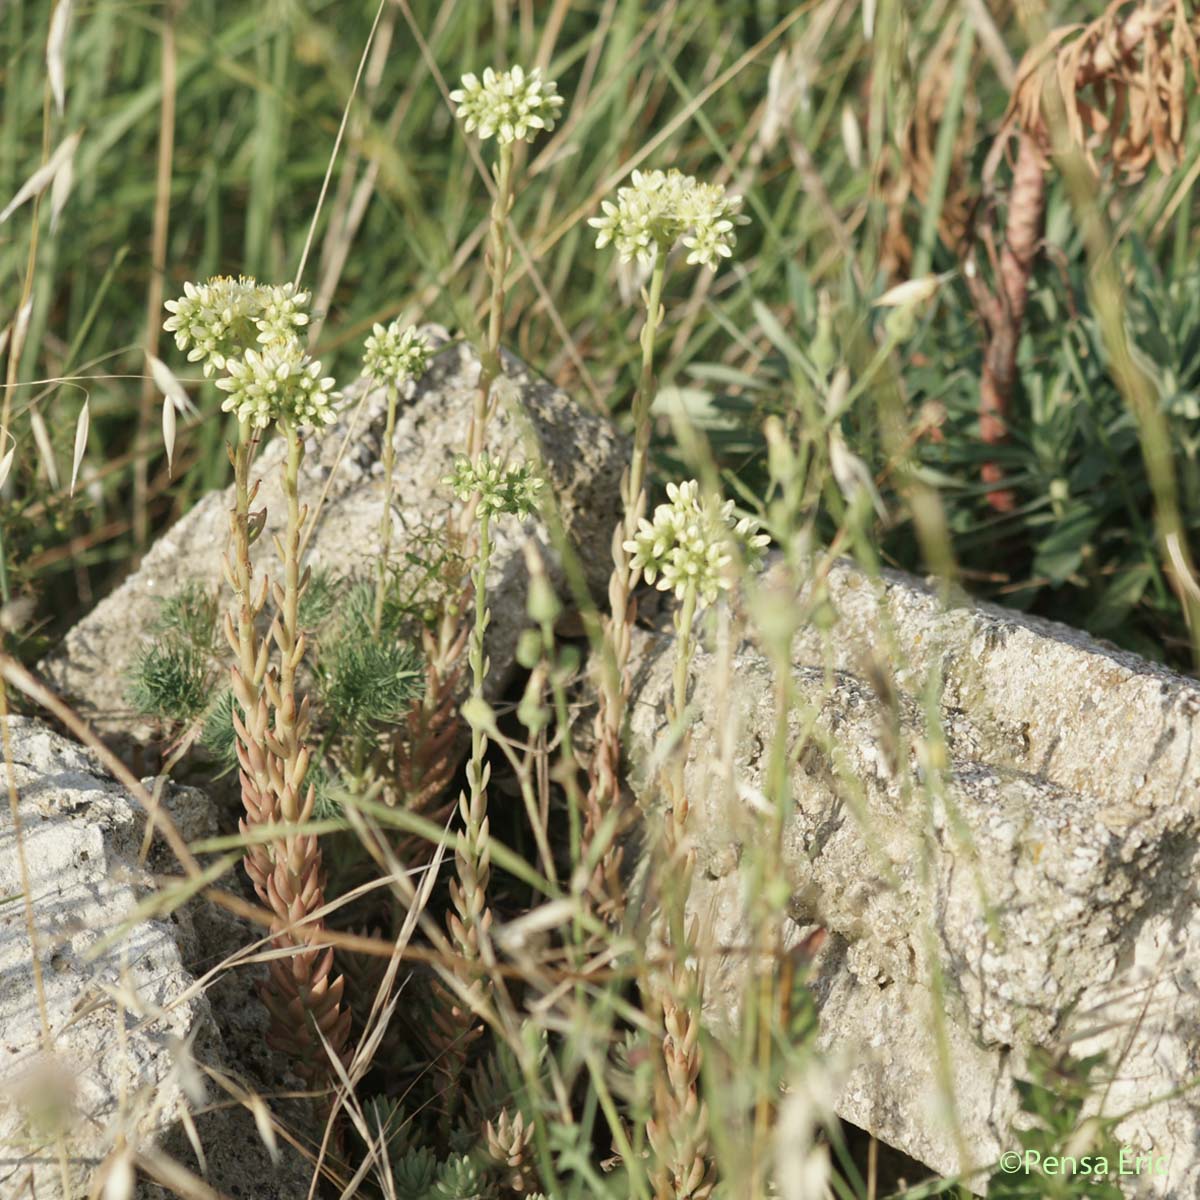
left=0, top=131, right=79, bottom=225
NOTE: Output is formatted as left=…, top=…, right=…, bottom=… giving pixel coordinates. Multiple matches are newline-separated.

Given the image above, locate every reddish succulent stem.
left=976, top=132, right=1045, bottom=512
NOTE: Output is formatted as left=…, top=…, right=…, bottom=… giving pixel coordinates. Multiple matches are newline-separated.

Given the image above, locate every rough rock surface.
left=627, top=555, right=1200, bottom=1197
left=43, top=329, right=624, bottom=744
left=0, top=717, right=314, bottom=1198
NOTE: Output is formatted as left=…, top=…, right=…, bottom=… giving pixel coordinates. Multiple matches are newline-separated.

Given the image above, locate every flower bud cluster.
left=362, top=321, right=432, bottom=389
left=444, top=453, right=545, bottom=520
left=164, top=277, right=310, bottom=377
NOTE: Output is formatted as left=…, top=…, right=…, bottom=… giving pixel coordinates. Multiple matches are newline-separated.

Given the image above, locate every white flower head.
left=362, top=322, right=432, bottom=389
left=254, top=282, right=311, bottom=348
left=449, top=65, right=563, bottom=145
left=624, top=478, right=770, bottom=605
left=163, top=276, right=312, bottom=375
left=589, top=169, right=746, bottom=270
left=215, top=341, right=340, bottom=431
left=163, top=276, right=262, bottom=377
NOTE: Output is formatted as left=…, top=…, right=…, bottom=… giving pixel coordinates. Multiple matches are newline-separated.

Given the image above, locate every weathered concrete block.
left=0, top=716, right=314, bottom=1198
left=627, top=556, right=1200, bottom=1196
left=44, top=329, right=624, bottom=744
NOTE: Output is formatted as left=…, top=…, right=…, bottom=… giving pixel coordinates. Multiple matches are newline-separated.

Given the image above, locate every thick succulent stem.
left=666, top=578, right=698, bottom=837
left=646, top=574, right=714, bottom=1199
left=274, top=425, right=305, bottom=771
left=433, top=512, right=495, bottom=1110
left=976, top=133, right=1045, bottom=511
left=450, top=509, right=494, bottom=968
left=228, top=420, right=351, bottom=1087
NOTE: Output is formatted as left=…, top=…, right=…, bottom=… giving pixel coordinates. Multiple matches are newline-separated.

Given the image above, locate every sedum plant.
left=450, top=64, right=562, bottom=457
left=586, top=168, right=746, bottom=923
left=164, top=276, right=351, bottom=1086
left=627, top=478, right=768, bottom=1199
left=134, top=135, right=800, bottom=1200
left=132, top=46, right=834, bottom=1200
left=362, top=321, right=433, bottom=635
left=431, top=453, right=544, bottom=1093
left=416, top=63, right=559, bottom=1107
left=588, top=171, right=751, bottom=1198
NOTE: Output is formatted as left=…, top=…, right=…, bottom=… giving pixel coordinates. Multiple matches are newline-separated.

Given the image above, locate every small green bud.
left=461, top=694, right=499, bottom=737
left=527, top=573, right=561, bottom=625
left=810, top=289, right=837, bottom=376
left=443, top=453, right=545, bottom=520
left=515, top=628, right=543, bottom=669
left=883, top=305, right=917, bottom=344
left=517, top=673, right=550, bottom=734
left=555, top=644, right=582, bottom=676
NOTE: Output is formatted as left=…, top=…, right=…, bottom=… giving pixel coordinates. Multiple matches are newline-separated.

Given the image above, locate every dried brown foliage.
left=883, top=18, right=982, bottom=277
left=964, top=1, right=1200, bottom=508
left=647, top=971, right=715, bottom=1200
left=1006, top=0, right=1199, bottom=181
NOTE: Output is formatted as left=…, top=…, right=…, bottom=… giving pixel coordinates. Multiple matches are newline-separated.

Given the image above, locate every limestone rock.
left=0, top=716, right=313, bottom=1198
left=43, top=329, right=625, bottom=745
left=626, top=555, right=1200, bottom=1196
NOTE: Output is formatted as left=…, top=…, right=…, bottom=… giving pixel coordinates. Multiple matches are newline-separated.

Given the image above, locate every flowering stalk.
left=589, top=257, right=667, bottom=915
left=623, top=478, right=769, bottom=1200
left=452, top=502, right=493, bottom=967
left=376, top=382, right=400, bottom=630
left=164, top=280, right=350, bottom=1086
left=361, top=322, right=432, bottom=635
left=450, top=65, right=562, bottom=459
left=421, top=67, right=559, bottom=1078
left=428, top=456, right=544, bottom=1104
left=222, top=418, right=273, bottom=858
left=443, top=457, right=544, bottom=972
left=666, top=576, right=698, bottom=842
left=587, top=170, right=745, bottom=919
left=472, top=140, right=513, bottom=459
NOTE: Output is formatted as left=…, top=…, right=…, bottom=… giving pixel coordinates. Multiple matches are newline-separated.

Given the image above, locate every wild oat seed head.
left=624, top=478, right=770, bottom=604
left=444, top=453, right=545, bottom=519
left=362, top=321, right=432, bottom=389
left=449, top=64, right=563, bottom=145
left=215, top=341, right=340, bottom=431
left=588, top=169, right=745, bottom=270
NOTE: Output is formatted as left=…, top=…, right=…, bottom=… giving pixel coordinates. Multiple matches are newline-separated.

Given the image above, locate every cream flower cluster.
left=215, top=344, right=340, bottom=431
left=163, top=277, right=309, bottom=377
left=165, top=278, right=339, bottom=432
left=444, top=453, right=544, bottom=520
left=449, top=65, right=563, bottom=145
left=589, top=169, right=744, bottom=270
left=362, top=321, right=432, bottom=389
left=254, top=282, right=311, bottom=348
left=624, top=480, right=769, bottom=604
